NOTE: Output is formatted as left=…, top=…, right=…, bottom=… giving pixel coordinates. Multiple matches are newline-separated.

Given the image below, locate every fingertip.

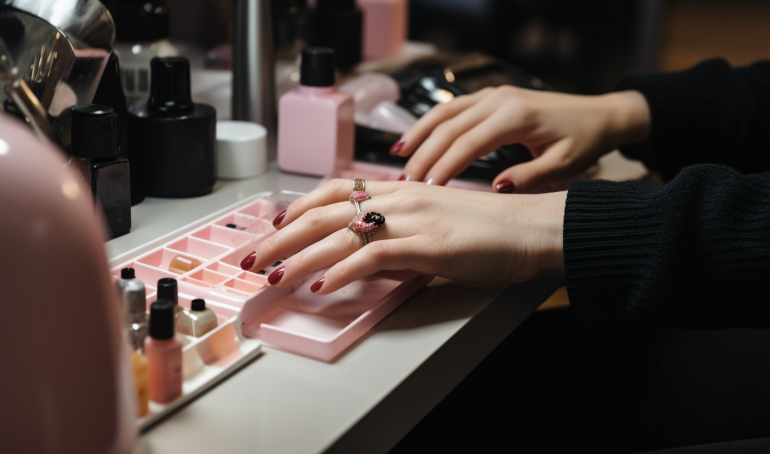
left=389, top=137, right=406, bottom=155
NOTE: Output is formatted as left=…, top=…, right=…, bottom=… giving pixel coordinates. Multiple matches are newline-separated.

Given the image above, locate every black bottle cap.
left=310, top=0, right=362, bottom=69
left=148, top=57, right=194, bottom=115
left=149, top=300, right=175, bottom=339
left=71, top=105, right=118, bottom=159
left=106, top=0, right=170, bottom=42
left=93, top=53, right=127, bottom=113
left=157, top=278, right=178, bottom=305
left=121, top=268, right=135, bottom=279
left=191, top=299, right=206, bottom=311
left=272, top=0, right=307, bottom=10
left=300, top=48, right=335, bottom=87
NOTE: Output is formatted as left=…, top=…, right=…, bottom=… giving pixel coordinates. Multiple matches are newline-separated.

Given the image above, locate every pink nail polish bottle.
left=144, top=301, right=183, bottom=404
left=357, top=0, right=408, bottom=59
left=277, top=48, right=354, bottom=177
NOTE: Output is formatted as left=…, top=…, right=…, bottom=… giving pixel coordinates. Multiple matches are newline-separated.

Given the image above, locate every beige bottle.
left=131, top=351, right=149, bottom=417
left=176, top=299, right=218, bottom=337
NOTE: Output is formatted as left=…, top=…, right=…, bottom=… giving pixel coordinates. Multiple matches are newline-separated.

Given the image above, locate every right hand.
left=392, top=86, right=651, bottom=192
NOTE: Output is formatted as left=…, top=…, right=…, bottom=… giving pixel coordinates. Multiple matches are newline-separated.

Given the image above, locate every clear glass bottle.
left=176, top=299, right=218, bottom=337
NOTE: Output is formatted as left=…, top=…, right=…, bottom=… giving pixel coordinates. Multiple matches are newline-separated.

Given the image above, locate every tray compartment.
left=184, top=269, right=231, bottom=288
left=238, top=271, right=269, bottom=286
left=205, top=261, right=243, bottom=276
left=235, top=199, right=277, bottom=218
left=135, top=248, right=206, bottom=275
left=213, top=213, right=259, bottom=231
left=190, top=225, right=242, bottom=248
left=167, top=237, right=230, bottom=261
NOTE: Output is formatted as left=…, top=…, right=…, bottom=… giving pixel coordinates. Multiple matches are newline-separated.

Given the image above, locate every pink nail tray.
left=110, top=189, right=433, bottom=429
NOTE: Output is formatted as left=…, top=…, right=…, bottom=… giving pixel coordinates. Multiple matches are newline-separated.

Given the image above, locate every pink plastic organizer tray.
left=111, top=193, right=433, bottom=419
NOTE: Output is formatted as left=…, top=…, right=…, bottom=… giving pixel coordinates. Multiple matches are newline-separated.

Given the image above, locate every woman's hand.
left=392, top=86, right=650, bottom=192
left=241, top=179, right=566, bottom=294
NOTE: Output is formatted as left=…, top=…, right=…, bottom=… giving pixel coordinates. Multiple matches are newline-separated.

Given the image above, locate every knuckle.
left=302, top=207, right=325, bottom=227
left=260, top=233, right=279, bottom=256
left=328, top=178, right=348, bottom=193
left=366, top=240, right=390, bottom=262
left=433, top=121, right=457, bottom=137
left=333, top=228, right=359, bottom=250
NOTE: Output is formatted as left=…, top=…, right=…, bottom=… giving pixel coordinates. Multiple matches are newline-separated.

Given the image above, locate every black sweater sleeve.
left=564, top=165, right=770, bottom=329
left=615, top=58, right=770, bottom=180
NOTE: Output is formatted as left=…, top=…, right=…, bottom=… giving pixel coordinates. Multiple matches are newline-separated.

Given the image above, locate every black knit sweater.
left=564, top=58, right=770, bottom=329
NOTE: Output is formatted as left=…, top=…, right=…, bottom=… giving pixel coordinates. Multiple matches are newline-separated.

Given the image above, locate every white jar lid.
left=216, top=121, right=267, bottom=179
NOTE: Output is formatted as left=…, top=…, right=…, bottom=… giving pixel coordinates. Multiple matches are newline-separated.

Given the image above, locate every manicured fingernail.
left=310, top=276, right=325, bottom=293
left=495, top=180, right=515, bottom=194
left=240, top=251, right=256, bottom=270
left=425, top=178, right=434, bottom=185
left=268, top=266, right=285, bottom=285
left=273, top=209, right=287, bottom=227
left=389, top=137, right=406, bottom=155
left=398, top=173, right=410, bottom=181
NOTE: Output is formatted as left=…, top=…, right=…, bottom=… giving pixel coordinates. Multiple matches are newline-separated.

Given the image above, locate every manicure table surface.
left=113, top=155, right=642, bottom=454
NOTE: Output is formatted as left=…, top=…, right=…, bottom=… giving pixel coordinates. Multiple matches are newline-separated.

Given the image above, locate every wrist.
left=600, top=90, right=651, bottom=148
left=533, top=191, right=566, bottom=272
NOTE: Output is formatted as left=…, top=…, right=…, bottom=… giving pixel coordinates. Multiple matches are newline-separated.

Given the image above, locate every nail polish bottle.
left=93, top=52, right=144, bottom=206
left=105, top=0, right=179, bottom=105
left=144, top=300, right=183, bottom=403
left=310, top=0, right=363, bottom=71
left=69, top=105, right=132, bottom=239
left=119, top=268, right=149, bottom=352
left=277, top=48, right=354, bottom=176
left=128, top=57, right=217, bottom=198
left=176, top=299, right=218, bottom=337
left=357, top=0, right=407, bottom=59
left=131, top=350, right=150, bottom=417
left=157, top=278, right=184, bottom=317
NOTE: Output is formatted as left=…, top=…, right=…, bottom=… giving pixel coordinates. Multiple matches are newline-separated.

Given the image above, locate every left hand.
left=241, top=179, right=566, bottom=294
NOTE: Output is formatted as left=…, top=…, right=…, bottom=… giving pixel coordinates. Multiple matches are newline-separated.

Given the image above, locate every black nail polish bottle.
left=128, top=57, right=217, bottom=198
left=93, top=52, right=145, bottom=206
left=70, top=105, right=132, bottom=239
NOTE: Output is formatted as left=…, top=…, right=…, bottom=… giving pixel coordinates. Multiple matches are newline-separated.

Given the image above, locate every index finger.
left=273, top=178, right=407, bottom=229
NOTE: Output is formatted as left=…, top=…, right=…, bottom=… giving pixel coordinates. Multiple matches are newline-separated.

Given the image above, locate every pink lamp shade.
left=0, top=112, right=136, bottom=453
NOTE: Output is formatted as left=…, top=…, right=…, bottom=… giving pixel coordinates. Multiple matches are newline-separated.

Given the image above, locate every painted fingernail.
left=495, top=180, right=515, bottom=194
left=273, top=209, right=287, bottom=227
left=268, top=266, right=285, bottom=285
left=425, top=178, right=434, bottom=185
left=389, top=137, right=406, bottom=155
left=240, top=251, right=256, bottom=270
left=310, top=276, right=325, bottom=293
left=398, top=174, right=410, bottom=181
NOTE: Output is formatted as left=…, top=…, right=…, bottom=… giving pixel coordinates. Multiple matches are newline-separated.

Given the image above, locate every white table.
left=116, top=155, right=642, bottom=454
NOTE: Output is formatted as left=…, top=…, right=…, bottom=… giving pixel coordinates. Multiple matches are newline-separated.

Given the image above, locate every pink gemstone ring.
left=349, top=189, right=371, bottom=214
left=348, top=212, right=385, bottom=245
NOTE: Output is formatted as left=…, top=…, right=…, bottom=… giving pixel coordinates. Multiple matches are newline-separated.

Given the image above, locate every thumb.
left=492, top=142, right=574, bottom=194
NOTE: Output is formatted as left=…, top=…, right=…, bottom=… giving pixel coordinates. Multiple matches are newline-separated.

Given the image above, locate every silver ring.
left=353, top=178, right=365, bottom=193
left=348, top=212, right=385, bottom=246
left=349, top=190, right=371, bottom=216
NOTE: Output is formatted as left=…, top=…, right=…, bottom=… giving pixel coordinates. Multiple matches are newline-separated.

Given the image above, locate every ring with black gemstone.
left=348, top=212, right=385, bottom=246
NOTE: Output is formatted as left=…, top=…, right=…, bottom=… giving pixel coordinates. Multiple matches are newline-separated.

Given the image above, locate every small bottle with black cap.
left=176, top=299, right=219, bottom=337
left=128, top=57, right=217, bottom=198
left=310, top=0, right=363, bottom=71
left=117, top=268, right=148, bottom=352
left=69, top=104, right=132, bottom=239
left=277, top=47, right=354, bottom=177
left=156, top=277, right=184, bottom=317
left=144, top=300, right=183, bottom=403
left=103, top=0, right=179, bottom=105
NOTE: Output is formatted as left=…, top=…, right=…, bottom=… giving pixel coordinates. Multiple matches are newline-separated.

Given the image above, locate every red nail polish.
left=273, top=209, right=287, bottom=227
left=240, top=252, right=256, bottom=270
left=310, top=276, right=325, bottom=293
left=389, top=137, right=406, bottom=155
left=268, top=266, right=285, bottom=285
left=398, top=174, right=411, bottom=181
left=495, top=180, right=515, bottom=194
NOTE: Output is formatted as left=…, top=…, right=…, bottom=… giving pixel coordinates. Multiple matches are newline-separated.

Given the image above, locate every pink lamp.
left=0, top=112, right=136, bottom=453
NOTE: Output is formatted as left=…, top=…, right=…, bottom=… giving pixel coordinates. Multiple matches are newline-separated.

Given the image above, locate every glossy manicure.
left=268, top=266, right=285, bottom=285
left=495, top=180, right=515, bottom=194
left=389, top=137, right=406, bottom=155
left=398, top=174, right=410, bottom=181
left=273, top=209, right=287, bottom=227
left=240, top=252, right=256, bottom=270
left=310, top=276, right=325, bottom=293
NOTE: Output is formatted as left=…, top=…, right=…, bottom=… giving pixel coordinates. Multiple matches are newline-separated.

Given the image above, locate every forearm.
left=564, top=165, right=770, bottom=329
left=614, top=58, right=770, bottom=179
